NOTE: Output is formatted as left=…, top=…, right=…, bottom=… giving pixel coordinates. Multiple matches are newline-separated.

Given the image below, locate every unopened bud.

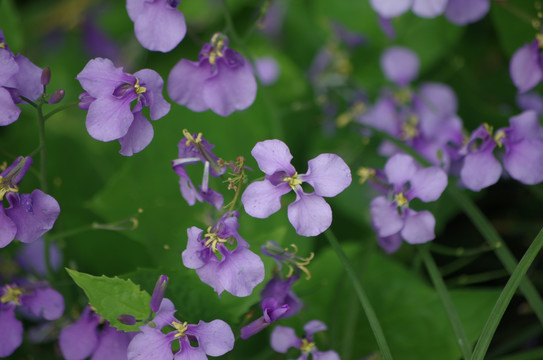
left=117, top=314, right=137, bottom=325
left=48, top=89, right=65, bottom=104
left=41, top=66, right=51, bottom=86
left=149, top=275, right=168, bottom=313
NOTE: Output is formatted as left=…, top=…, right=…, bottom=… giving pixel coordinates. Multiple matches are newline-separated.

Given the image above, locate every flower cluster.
left=76, top=57, right=170, bottom=156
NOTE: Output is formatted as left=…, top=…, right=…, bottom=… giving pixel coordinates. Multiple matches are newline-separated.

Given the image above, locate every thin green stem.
left=19, top=96, right=38, bottom=109
left=446, top=270, right=509, bottom=287
left=43, top=101, right=79, bottom=121
left=471, top=226, right=543, bottom=360
left=430, top=242, right=495, bottom=257
left=419, top=245, right=472, bottom=359
left=37, top=103, right=48, bottom=193
left=324, top=230, right=394, bottom=360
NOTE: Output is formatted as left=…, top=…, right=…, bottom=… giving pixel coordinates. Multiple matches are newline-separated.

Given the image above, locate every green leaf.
left=66, top=268, right=151, bottom=332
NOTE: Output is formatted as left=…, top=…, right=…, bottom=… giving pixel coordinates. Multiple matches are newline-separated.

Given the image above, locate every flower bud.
left=41, top=66, right=51, bottom=86
left=48, top=89, right=65, bottom=104
left=149, top=275, right=168, bottom=313
left=117, top=314, right=137, bottom=325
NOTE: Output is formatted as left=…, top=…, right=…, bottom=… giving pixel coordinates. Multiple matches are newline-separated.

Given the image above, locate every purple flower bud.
left=41, top=66, right=51, bottom=86
left=149, top=275, right=168, bottom=313
left=48, top=89, right=65, bottom=104
left=118, top=314, right=137, bottom=325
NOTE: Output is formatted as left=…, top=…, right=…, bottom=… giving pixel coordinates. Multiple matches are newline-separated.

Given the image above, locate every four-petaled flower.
left=76, top=57, right=170, bottom=156
left=242, top=139, right=352, bottom=236
left=168, top=32, right=257, bottom=116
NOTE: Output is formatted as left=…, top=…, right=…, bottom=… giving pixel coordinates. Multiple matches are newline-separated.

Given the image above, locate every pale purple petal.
left=12, top=54, right=43, bottom=101
left=416, top=82, right=458, bottom=118
left=510, top=41, right=542, bottom=94
left=187, top=320, right=234, bottom=356
left=127, top=326, right=174, bottom=360
left=168, top=59, right=212, bottom=112
left=202, top=55, right=257, bottom=116
left=369, top=0, right=412, bottom=18
left=287, top=192, right=332, bottom=237
left=517, top=92, right=543, bottom=115
left=16, top=237, right=62, bottom=275
left=445, top=0, right=490, bottom=25
left=86, top=95, right=135, bottom=141
left=5, top=190, right=60, bottom=244
left=240, top=317, right=269, bottom=339
left=174, top=339, right=208, bottom=360
left=270, top=325, right=301, bottom=353
left=0, top=306, right=23, bottom=357
left=304, top=320, right=327, bottom=338
left=21, top=287, right=64, bottom=320
left=0, top=204, right=16, bottom=248
left=134, top=69, right=171, bottom=120
left=152, top=298, right=177, bottom=329
left=407, top=166, right=447, bottom=202
left=507, top=110, right=543, bottom=140
left=370, top=196, right=404, bottom=238
left=412, top=0, right=447, bottom=18
left=0, top=49, right=18, bottom=84
left=384, top=153, right=417, bottom=189
left=503, top=139, right=543, bottom=185
left=381, top=47, right=419, bottom=86
left=378, top=233, right=403, bottom=254
left=358, top=96, right=401, bottom=135
left=302, top=154, right=352, bottom=197
left=401, top=210, right=435, bottom=244
left=132, top=0, right=186, bottom=52
left=312, top=350, right=341, bottom=360
left=255, top=57, right=280, bottom=85
left=0, top=86, right=21, bottom=126
left=182, top=227, right=209, bottom=269
left=251, top=139, right=296, bottom=175
left=118, top=111, right=154, bottom=156
left=242, top=180, right=291, bottom=218
left=91, top=325, right=133, bottom=360
left=59, top=308, right=100, bottom=360
left=76, top=58, right=130, bottom=98
left=460, top=148, right=501, bottom=191
left=126, top=0, right=145, bottom=21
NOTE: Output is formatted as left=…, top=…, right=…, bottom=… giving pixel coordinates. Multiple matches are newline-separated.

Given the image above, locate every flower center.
left=0, top=43, right=5, bottom=49
left=0, top=175, right=18, bottom=201
left=494, top=130, right=506, bottom=148
left=172, top=321, right=188, bottom=338
left=300, top=339, right=315, bottom=353
left=537, top=34, right=543, bottom=48
left=1, top=285, right=23, bottom=306
left=401, top=114, right=419, bottom=140
left=283, top=173, right=302, bottom=190
left=134, top=78, right=147, bottom=95
left=183, top=129, right=202, bottom=147
left=357, top=167, right=375, bottom=184
left=394, top=88, right=412, bottom=104
left=395, top=192, right=408, bottom=207
left=204, top=227, right=228, bottom=253
left=208, top=33, right=227, bottom=65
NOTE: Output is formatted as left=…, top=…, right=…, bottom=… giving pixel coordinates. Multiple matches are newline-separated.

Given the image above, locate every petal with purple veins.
left=370, top=196, right=404, bottom=238
left=412, top=0, right=447, bottom=18
left=460, top=147, right=501, bottom=191
left=59, top=307, right=100, bottom=360
left=118, top=111, right=154, bottom=156
left=251, top=139, right=296, bottom=175
left=182, top=227, right=209, bottom=270
left=168, top=59, right=213, bottom=112
left=287, top=192, right=332, bottom=237
left=0, top=203, right=16, bottom=248
left=0, top=86, right=21, bottom=126
left=134, top=69, right=171, bottom=120
left=510, top=40, right=542, bottom=94
left=187, top=320, right=234, bottom=356
left=90, top=324, right=133, bottom=360
left=242, top=180, right=291, bottom=219
left=86, top=95, right=135, bottom=142
left=21, top=287, right=64, bottom=320
left=302, top=154, right=352, bottom=197
left=369, top=0, right=412, bottom=18
left=407, top=166, right=447, bottom=202
left=445, top=0, right=490, bottom=25
left=503, top=139, right=543, bottom=185
left=270, top=325, right=301, bottom=353
left=401, top=210, right=435, bottom=244
left=127, top=326, right=175, bottom=360
left=76, top=58, right=131, bottom=98
left=381, top=47, right=420, bottom=86
left=384, top=153, right=417, bottom=189
left=12, top=54, right=43, bottom=101
left=0, top=306, right=23, bottom=357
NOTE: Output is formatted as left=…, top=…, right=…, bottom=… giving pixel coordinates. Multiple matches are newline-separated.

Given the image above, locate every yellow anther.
left=336, top=112, right=352, bottom=128
left=494, top=130, right=506, bottom=147
left=204, top=227, right=228, bottom=253
left=134, top=78, right=147, bottom=95
left=537, top=33, right=543, bottom=48
left=0, top=175, right=18, bottom=201
left=172, top=321, right=188, bottom=338
left=283, top=173, right=303, bottom=190
left=395, top=192, right=408, bottom=207
left=357, top=167, right=375, bottom=184
left=0, top=43, right=5, bottom=49
left=394, top=88, right=412, bottom=104
left=483, top=123, right=493, bottom=135
left=300, top=339, right=315, bottom=353
left=208, top=33, right=226, bottom=65
left=401, top=114, right=419, bottom=140
left=183, top=129, right=203, bottom=147
left=209, top=52, right=217, bottom=66
left=1, top=285, right=23, bottom=305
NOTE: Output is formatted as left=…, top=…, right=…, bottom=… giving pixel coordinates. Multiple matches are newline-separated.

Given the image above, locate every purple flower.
left=0, top=282, right=64, bottom=357
left=150, top=275, right=168, bottom=313
left=260, top=274, right=302, bottom=318
left=16, top=237, right=63, bottom=277
left=172, top=130, right=225, bottom=210
left=182, top=211, right=265, bottom=297
left=254, top=56, right=280, bottom=86
left=167, top=33, right=257, bottom=116
left=0, top=157, right=60, bottom=248
left=127, top=298, right=234, bottom=360
left=0, top=29, right=43, bottom=126
left=271, top=320, right=339, bottom=360
left=59, top=306, right=134, bottom=360
left=459, top=111, right=543, bottom=190
left=510, top=38, right=543, bottom=93
left=240, top=298, right=289, bottom=339
left=261, top=240, right=314, bottom=280
left=368, top=154, right=447, bottom=253
left=242, top=139, right=352, bottom=236
left=127, top=0, right=186, bottom=52
left=76, top=57, right=170, bottom=156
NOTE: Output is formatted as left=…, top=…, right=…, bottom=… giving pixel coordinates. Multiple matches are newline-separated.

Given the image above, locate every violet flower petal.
left=59, top=308, right=100, bottom=360
left=510, top=40, right=542, bottom=94
left=304, top=320, right=327, bottom=338
left=0, top=203, right=17, bottom=248
left=182, top=227, right=208, bottom=270
left=0, top=86, right=21, bottom=126
left=287, top=192, right=332, bottom=237
left=312, top=350, right=341, bottom=360
left=242, top=180, right=291, bottom=218
left=127, top=326, right=174, bottom=360
left=412, top=0, right=447, bottom=17
left=503, top=139, right=543, bottom=185
left=133, top=68, right=171, bottom=120
left=21, top=287, right=64, bottom=320
left=407, top=166, right=447, bottom=202
left=0, top=306, right=23, bottom=357
left=0, top=49, right=18, bottom=84
left=91, top=325, right=133, bottom=360
left=251, top=139, right=296, bottom=175
left=378, top=233, right=403, bottom=254
left=369, top=0, right=412, bottom=18
left=76, top=58, right=130, bottom=98
left=370, top=196, right=404, bottom=238
left=302, top=153, right=352, bottom=197
left=118, top=111, right=154, bottom=156
left=401, top=210, right=435, bottom=244
left=16, top=237, right=62, bottom=275
left=255, top=57, right=280, bottom=85
left=187, top=320, right=234, bottom=356
left=460, top=147, right=501, bottom=191
left=270, top=325, right=300, bottom=353
left=12, top=54, right=43, bottom=101
left=381, top=47, right=419, bottom=87
left=168, top=59, right=212, bottom=112
left=86, top=95, right=135, bottom=141
left=152, top=298, right=177, bottom=329
left=445, top=0, right=490, bottom=25
left=384, top=153, right=417, bottom=189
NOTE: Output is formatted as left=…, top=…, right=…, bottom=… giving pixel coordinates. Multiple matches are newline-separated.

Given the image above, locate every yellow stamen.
left=401, top=114, right=419, bottom=140
left=357, top=167, right=375, bottom=184
left=134, top=78, right=147, bottom=95
left=494, top=130, right=506, bottom=148
left=208, top=33, right=227, bottom=65
left=395, top=192, right=408, bottom=207
left=183, top=129, right=202, bottom=147
left=0, top=175, right=18, bottom=201
left=172, top=321, right=188, bottom=338
left=1, top=285, right=23, bottom=305
left=483, top=123, right=493, bottom=135
left=394, top=88, right=412, bottom=104
left=0, top=43, right=5, bottom=49
left=537, top=34, right=543, bottom=48
left=300, top=339, right=315, bottom=353
left=284, top=173, right=302, bottom=190
left=204, top=227, right=228, bottom=253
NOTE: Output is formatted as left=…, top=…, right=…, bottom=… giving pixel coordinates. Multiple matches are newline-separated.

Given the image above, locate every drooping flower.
left=127, top=298, right=235, bottom=360
left=0, top=29, right=43, bottom=126
left=242, top=139, right=352, bottom=236
left=167, top=32, right=257, bottom=116
left=59, top=306, right=134, bottom=360
left=366, top=153, right=447, bottom=253
left=172, top=130, right=225, bottom=210
left=0, top=282, right=64, bottom=357
left=126, top=0, right=186, bottom=52
left=76, top=57, right=170, bottom=156
left=459, top=110, right=543, bottom=191
left=270, top=320, right=339, bottom=360
left=0, top=156, right=60, bottom=248
left=240, top=298, right=289, bottom=339
left=510, top=36, right=543, bottom=93
left=182, top=211, right=265, bottom=297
